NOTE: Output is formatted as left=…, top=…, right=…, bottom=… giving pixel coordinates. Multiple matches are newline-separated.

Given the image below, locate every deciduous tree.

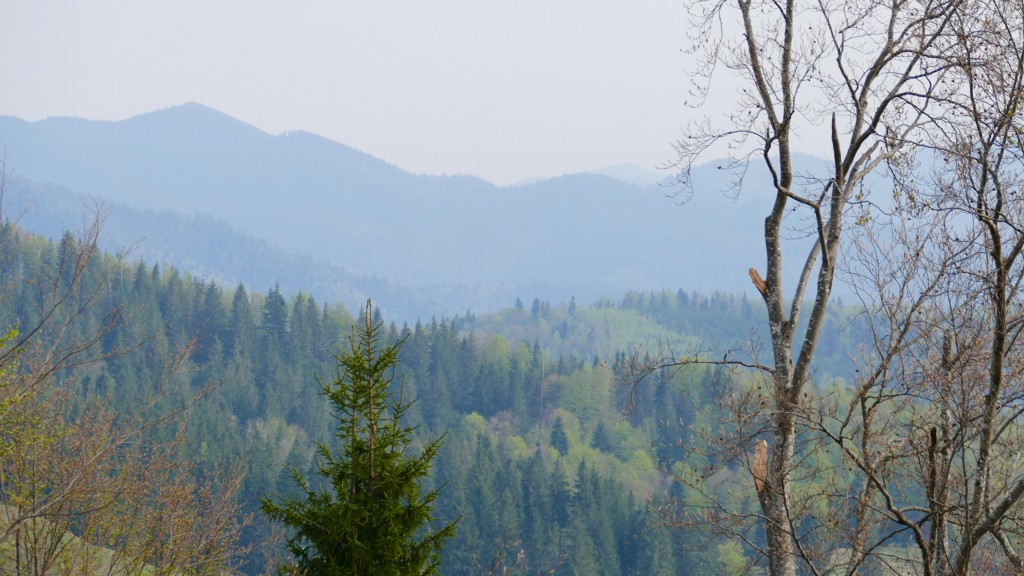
left=0, top=162, right=247, bottom=575
left=624, top=1, right=964, bottom=574
left=807, top=2, right=1024, bottom=573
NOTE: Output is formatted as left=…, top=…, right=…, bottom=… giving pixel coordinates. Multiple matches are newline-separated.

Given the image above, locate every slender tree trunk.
left=763, top=201, right=798, bottom=576
left=765, top=402, right=796, bottom=576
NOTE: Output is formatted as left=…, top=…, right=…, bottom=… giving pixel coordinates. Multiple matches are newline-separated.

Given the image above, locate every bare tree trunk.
left=649, top=0, right=959, bottom=573
left=764, top=404, right=796, bottom=576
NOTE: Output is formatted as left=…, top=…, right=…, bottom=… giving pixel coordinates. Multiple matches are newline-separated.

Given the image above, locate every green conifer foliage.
left=550, top=417, right=569, bottom=456
left=261, top=301, right=455, bottom=575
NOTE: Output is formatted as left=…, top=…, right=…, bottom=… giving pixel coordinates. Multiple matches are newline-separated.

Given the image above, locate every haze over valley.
left=0, top=103, right=783, bottom=319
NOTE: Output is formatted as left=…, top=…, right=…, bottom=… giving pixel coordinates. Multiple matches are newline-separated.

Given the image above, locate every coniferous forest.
left=0, top=218, right=874, bottom=574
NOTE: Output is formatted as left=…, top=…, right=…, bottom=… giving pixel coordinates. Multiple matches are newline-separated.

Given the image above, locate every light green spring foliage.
left=470, top=300, right=697, bottom=361
left=0, top=327, right=27, bottom=461
left=714, top=541, right=748, bottom=575
left=261, top=301, right=456, bottom=576
left=0, top=327, right=65, bottom=509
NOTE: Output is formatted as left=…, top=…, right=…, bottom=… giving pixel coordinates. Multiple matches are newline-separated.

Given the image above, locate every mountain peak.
left=123, top=102, right=270, bottom=139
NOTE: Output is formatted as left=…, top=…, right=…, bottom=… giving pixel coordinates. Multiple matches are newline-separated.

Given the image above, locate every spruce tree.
left=550, top=416, right=569, bottom=456
left=261, top=300, right=455, bottom=575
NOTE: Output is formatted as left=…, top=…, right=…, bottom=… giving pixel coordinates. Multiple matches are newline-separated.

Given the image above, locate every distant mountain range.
left=0, top=103, right=808, bottom=318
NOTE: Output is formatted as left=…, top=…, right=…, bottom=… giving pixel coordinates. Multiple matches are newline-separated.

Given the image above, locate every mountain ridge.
left=0, top=103, right=812, bottom=314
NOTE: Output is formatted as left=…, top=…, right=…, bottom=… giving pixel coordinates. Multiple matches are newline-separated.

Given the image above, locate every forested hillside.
left=0, top=222, right=868, bottom=574
left=7, top=179, right=414, bottom=311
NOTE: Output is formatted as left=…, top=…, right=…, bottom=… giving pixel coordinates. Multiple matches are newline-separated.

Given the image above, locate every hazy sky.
left=1, top=1, right=699, bottom=186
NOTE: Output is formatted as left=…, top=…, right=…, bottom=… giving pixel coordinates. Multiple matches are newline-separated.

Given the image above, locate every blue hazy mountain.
left=590, top=163, right=667, bottom=187
left=0, top=103, right=807, bottom=314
